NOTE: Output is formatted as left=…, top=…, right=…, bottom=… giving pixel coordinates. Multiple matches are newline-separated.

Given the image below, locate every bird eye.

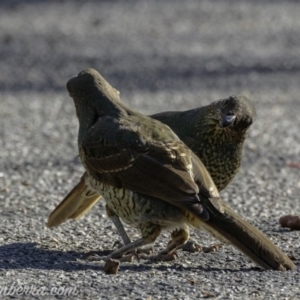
left=223, top=98, right=232, bottom=107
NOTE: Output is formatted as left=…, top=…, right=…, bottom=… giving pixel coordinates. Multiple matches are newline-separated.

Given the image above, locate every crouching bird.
left=50, top=68, right=295, bottom=271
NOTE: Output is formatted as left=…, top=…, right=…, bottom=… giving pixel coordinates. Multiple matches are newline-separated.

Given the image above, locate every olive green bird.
left=47, top=80, right=256, bottom=250
left=48, top=68, right=295, bottom=270
left=152, top=94, right=255, bottom=191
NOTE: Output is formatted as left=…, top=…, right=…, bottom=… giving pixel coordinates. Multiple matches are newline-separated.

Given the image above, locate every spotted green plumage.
left=152, top=95, right=256, bottom=191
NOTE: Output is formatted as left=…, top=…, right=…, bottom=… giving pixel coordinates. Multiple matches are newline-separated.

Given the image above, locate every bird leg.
left=106, top=205, right=131, bottom=245
left=141, top=227, right=189, bottom=262
left=106, top=238, right=146, bottom=260
left=89, top=223, right=162, bottom=262
left=106, top=205, right=155, bottom=256
left=107, top=205, right=199, bottom=256
left=107, top=206, right=217, bottom=255
left=87, top=238, right=146, bottom=262
left=107, top=223, right=162, bottom=261
left=179, top=239, right=222, bottom=253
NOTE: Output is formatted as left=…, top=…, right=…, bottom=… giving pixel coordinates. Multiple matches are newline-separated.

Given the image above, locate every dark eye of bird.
left=222, top=99, right=230, bottom=106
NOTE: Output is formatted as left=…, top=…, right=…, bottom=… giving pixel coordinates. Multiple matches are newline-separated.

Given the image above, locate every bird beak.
left=222, top=114, right=236, bottom=127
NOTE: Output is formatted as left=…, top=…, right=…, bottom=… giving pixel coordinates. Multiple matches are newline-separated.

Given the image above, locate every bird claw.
left=176, top=239, right=222, bottom=254
left=86, top=249, right=138, bottom=263
left=180, top=240, right=202, bottom=253
left=113, top=240, right=155, bottom=256
left=140, top=251, right=179, bottom=262
left=87, top=254, right=106, bottom=261
left=87, top=253, right=133, bottom=262
left=136, top=246, right=155, bottom=255
left=202, top=243, right=223, bottom=253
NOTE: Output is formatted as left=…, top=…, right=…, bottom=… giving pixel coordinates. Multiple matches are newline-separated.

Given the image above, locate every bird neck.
left=77, top=105, right=97, bottom=146
left=76, top=100, right=127, bottom=146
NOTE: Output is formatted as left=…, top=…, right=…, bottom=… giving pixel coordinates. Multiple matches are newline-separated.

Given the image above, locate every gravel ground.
left=1, top=0, right=300, bottom=299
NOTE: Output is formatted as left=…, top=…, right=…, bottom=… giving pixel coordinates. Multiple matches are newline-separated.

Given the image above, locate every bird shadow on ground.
left=106, top=260, right=262, bottom=274
left=0, top=242, right=102, bottom=272
left=0, top=242, right=265, bottom=273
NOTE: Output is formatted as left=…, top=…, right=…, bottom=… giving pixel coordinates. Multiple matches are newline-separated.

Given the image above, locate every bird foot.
left=202, top=243, right=223, bottom=253
left=180, top=240, right=202, bottom=253
left=86, top=254, right=109, bottom=262
left=86, top=252, right=136, bottom=263
left=136, top=246, right=155, bottom=255
left=113, top=240, right=155, bottom=255
left=140, top=251, right=179, bottom=262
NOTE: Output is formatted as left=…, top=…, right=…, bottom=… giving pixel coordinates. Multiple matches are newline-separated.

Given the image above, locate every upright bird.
left=49, top=68, right=295, bottom=270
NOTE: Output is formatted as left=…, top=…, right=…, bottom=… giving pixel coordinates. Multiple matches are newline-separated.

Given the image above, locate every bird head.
left=195, top=95, right=256, bottom=144
left=213, top=95, right=256, bottom=132
left=66, top=68, right=122, bottom=120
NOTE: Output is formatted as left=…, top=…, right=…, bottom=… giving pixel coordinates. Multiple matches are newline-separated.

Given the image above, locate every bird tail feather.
left=189, top=201, right=296, bottom=271
left=47, top=176, right=101, bottom=228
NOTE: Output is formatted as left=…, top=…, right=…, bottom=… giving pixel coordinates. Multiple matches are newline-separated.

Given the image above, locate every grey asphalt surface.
left=0, top=0, right=300, bottom=299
